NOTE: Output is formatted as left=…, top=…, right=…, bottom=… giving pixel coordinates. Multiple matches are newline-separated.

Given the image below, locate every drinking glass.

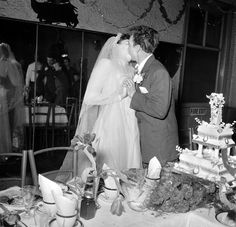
left=21, top=185, right=36, bottom=218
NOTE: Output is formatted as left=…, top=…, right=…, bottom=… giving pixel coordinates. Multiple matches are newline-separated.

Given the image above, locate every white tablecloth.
left=80, top=199, right=224, bottom=227
left=0, top=201, right=223, bottom=227
left=0, top=187, right=226, bottom=227
left=24, top=105, right=68, bottom=124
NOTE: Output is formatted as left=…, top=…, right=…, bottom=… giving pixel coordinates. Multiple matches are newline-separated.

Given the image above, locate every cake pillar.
left=214, top=148, right=220, bottom=160
left=197, top=144, right=203, bottom=157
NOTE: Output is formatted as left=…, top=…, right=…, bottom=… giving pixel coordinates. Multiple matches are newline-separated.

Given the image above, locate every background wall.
left=0, top=0, right=185, bottom=44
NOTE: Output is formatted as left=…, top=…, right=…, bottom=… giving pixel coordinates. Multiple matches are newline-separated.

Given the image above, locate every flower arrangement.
left=147, top=166, right=217, bottom=214
left=207, top=93, right=225, bottom=109
left=71, top=133, right=96, bottom=169
left=133, top=64, right=145, bottom=85
left=133, top=72, right=144, bottom=84
left=100, top=169, right=130, bottom=216
left=206, top=93, right=225, bottom=125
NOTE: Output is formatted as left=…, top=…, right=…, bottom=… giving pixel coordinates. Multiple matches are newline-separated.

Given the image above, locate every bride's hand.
left=122, top=78, right=134, bottom=89
left=119, top=86, right=128, bottom=100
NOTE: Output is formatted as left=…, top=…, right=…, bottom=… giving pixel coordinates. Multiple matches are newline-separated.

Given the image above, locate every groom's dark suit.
left=130, top=55, right=178, bottom=166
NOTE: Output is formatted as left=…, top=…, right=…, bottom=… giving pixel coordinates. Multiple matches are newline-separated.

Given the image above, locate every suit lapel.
left=139, top=55, right=155, bottom=85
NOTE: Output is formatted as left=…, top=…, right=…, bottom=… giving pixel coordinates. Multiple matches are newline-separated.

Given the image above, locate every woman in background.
left=0, top=43, right=24, bottom=152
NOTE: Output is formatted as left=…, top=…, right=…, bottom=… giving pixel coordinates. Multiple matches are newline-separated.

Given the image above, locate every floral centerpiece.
left=207, top=93, right=225, bottom=125
left=146, top=165, right=218, bottom=214
left=70, top=133, right=131, bottom=216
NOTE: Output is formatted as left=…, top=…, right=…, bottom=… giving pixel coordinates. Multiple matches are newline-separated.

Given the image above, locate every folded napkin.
left=102, top=164, right=117, bottom=189
left=38, top=174, right=63, bottom=203
left=52, top=191, right=77, bottom=216
left=147, top=156, right=162, bottom=179
left=52, top=191, right=77, bottom=227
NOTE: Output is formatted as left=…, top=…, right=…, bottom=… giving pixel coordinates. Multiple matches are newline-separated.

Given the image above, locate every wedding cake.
left=175, top=93, right=236, bottom=182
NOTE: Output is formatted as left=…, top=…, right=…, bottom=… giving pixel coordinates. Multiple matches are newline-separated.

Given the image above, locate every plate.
left=49, top=218, right=84, bottom=227
left=215, top=211, right=236, bottom=227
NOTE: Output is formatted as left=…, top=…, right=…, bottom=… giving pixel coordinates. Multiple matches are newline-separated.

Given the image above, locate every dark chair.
left=0, top=150, right=28, bottom=190
left=66, top=97, right=79, bottom=128
left=28, top=147, right=76, bottom=187
left=24, top=103, right=51, bottom=149
left=50, top=104, right=75, bottom=147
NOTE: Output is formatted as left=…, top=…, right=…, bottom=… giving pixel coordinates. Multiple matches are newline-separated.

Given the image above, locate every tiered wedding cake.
left=175, top=93, right=236, bottom=182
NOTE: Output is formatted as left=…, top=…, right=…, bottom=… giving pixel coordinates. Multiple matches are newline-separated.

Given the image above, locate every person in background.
left=0, top=43, right=24, bottom=152
left=62, top=54, right=78, bottom=96
left=53, top=60, right=69, bottom=107
left=37, top=53, right=56, bottom=103
left=24, top=60, right=42, bottom=102
left=71, top=73, right=81, bottom=99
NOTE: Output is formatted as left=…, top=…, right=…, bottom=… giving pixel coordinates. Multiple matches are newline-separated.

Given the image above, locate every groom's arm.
left=130, top=68, right=172, bottom=119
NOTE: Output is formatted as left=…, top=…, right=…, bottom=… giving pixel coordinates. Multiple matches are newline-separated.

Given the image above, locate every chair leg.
left=28, top=149, right=38, bottom=188
left=21, top=150, right=28, bottom=188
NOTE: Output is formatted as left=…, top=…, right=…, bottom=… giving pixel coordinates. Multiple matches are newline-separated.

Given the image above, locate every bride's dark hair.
left=117, top=33, right=130, bottom=44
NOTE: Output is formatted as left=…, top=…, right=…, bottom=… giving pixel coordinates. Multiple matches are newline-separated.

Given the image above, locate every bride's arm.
left=84, top=58, right=122, bottom=105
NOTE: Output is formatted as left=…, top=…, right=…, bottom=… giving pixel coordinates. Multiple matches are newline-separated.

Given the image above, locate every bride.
left=59, top=33, right=142, bottom=178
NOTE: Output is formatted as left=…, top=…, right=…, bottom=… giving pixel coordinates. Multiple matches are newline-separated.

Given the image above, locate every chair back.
left=28, top=147, right=75, bottom=188
left=66, top=97, right=78, bottom=127
left=0, top=150, right=27, bottom=190
left=24, top=104, right=52, bottom=149
left=26, top=103, right=52, bottom=126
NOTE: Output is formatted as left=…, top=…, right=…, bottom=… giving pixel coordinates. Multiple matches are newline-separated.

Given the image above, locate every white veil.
left=0, top=43, right=25, bottom=150
left=75, top=33, right=122, bottom=136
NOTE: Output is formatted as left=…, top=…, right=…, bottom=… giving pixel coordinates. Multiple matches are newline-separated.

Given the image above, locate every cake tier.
left=197, top=123, right=233, bottom=140
left=193, top=134, right=235, bottom=149
left=174, top=153, right=235, bottom=182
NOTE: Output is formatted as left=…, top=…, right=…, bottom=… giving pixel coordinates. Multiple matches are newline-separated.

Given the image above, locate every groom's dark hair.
left=129, top=25, right=159, bottom=53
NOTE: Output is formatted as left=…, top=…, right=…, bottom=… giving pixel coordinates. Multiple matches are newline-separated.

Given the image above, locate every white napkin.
left=52, top=191, right=77, bottom=227
left=139, top=86, right=148, bottom=94
left=147, top=157, right=162, bottom=179
left=38, top=174, right=63, bottom=203
left=102, top=163, right=117, bottom=189
left=52, top=191, right=77, bottom=216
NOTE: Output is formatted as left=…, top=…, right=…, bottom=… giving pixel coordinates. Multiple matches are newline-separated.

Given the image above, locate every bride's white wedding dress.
left=58, top=35, right=141, bottom=180
left=88, top=58, right=141, bottom=171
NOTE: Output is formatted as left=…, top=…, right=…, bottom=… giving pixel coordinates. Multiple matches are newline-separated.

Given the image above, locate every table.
left=24, top=105, right=68, bottom=125
left=81, top=199, right=225, bottom=227
left=0, top=196, right=225, bottom=227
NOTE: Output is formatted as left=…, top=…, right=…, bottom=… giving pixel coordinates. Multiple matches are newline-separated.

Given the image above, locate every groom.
left=125, top=25, right=179, bottom=166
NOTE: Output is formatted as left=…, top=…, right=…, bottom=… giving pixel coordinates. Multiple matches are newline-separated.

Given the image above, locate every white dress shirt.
left=137, top=54, right=153, bottom=73
left=25, top=62, right=42, bottom=86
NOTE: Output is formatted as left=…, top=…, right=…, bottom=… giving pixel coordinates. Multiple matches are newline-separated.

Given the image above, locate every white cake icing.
left=175, top=148, right=235, bottom=182
left=175, top=93, right=236, bottom=182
